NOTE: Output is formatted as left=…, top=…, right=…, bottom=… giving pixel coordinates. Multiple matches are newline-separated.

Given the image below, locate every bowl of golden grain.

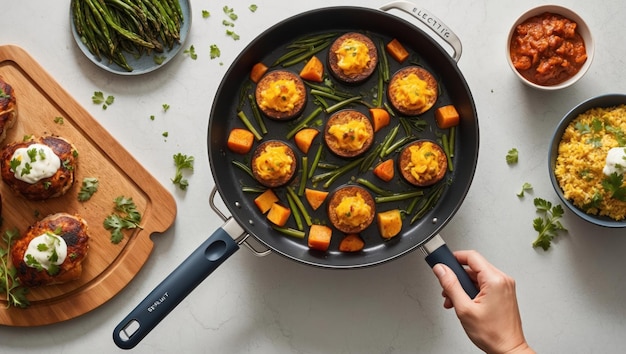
left=550, top=94, right=626, bottom=227
left=507, top=5, right=594, bottom=90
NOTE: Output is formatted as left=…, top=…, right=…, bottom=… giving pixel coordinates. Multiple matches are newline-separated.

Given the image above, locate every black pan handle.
left=422, top=234, right=479, bottom=299
left=112, top=218, right=244, bottom=349
left=380, top=1, right=463, bottom=62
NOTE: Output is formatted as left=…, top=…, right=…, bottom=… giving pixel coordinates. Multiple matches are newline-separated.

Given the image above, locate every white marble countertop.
left=2, top=0, right=626, bottom=353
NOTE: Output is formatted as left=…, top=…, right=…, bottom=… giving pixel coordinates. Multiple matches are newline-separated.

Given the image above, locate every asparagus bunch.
left=72, top=0, right=184, bottom=71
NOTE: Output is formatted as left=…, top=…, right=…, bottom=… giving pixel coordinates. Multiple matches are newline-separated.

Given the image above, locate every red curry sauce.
left=510, top=12, right=587, bottom=86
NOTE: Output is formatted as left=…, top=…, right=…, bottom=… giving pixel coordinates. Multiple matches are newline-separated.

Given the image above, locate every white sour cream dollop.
left=603, top=147, right=626, bottom=176
left=10, top=144, right=61, bottom=184
left=23, top=233, right=68, bottom=271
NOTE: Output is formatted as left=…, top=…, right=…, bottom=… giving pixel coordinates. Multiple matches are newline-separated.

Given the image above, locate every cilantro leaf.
left=78, top=177, right=99, bottom=202
left=210, top=44, right=221, bottom=59
left=103, top=196, right=143, bottom=244
left=172, top=153, right=194, bottom=190
left=532, top=198, right=567, bottom=251
left=602, top=172, right=626, bottom=201
left=184, top=45, right=197, bottom=60
left=517, top=182, right=533, bottom=197
left=202, top=10, right=210, bottom=18
left=506, top=148, right=519, bottom=164
left=249, top=4, right=258, bottom=12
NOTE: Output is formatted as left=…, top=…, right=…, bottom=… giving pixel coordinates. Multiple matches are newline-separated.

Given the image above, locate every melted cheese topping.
left=328, top=120, right=371, bottom=151
left=259, top=79, right=301, bottom=112
left=23, top=232, right=68, bottom=272
left=254, top=145, right=293, bottom=180
left=335, top=38, right=371, bottom=75
left=392, top=73, right=436, bottom=110
left=334, top=192, right=372, bottom=227
left=406, top=142, right=443, bottom=183
left=10, top=143, right=61, bottom=184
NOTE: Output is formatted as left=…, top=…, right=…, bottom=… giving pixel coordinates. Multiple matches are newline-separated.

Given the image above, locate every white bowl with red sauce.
left=506, top=5, right=594, bottom=90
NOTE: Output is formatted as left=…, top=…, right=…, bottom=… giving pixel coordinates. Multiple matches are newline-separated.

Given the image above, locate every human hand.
left=432, top=250, right=535, bottom=354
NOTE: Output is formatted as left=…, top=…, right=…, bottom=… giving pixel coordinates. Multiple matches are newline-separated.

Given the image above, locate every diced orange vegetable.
left=385, top=39, right=410, bottom=63
left=294, top=128, right=319, bottom=154
left=299, top=55, right=324, bottom=82
left=267, top=203, right=291, bottom=227
left=254, top=189, right=279, bottom=214
left=377, top=209, right=403, bottom=239
left=435, top=105, right=460, bottom=129
left=373, top=159, right=395, bottom=182
left=339, top=234, right=365, bottom=252
left=308, top=224, right=332, bottom=251
left=227, top=128, right=255, bottom=154
left=250, top=62, right=269, bottom=83
left=369, top=108, right=390, bottom=132
left=304, top=188, right=329, bottom=211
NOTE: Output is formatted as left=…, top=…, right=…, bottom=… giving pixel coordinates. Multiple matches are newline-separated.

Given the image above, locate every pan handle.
left=422, top=234, right=479, bottom=298
left=112, top=218, right=244, bottom=349
left=380, top=1, right=463, bottom=62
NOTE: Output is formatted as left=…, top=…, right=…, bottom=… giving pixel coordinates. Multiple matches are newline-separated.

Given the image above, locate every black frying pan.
left=114, top=2, right=479, bottom=349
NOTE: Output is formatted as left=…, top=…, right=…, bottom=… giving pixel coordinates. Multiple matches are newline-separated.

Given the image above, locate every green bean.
left=281, top=41, right=332, bottom=67
left=356, top=178, right=392, bottom=196
left=232, top=160, right=254, bottom=179
left=236, top=111, right=262, bottom=141
left=308, top=144, right=323, bottom=179
left=375, top=190, right=424, bottom=203
left=272, top=226, right=305, bottom=239
left=286, top=193, right=304, bottom=231
left=248, top=94, right=267, bottom=135
left=298, top=156, right=308, bottom=196
left=286, top=107, right=323, bottom=140
left=286, top=187, right=312, bottom=226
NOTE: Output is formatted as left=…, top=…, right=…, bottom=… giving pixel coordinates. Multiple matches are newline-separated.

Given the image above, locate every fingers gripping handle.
left=113, top=224, right=241, bottom=349
left=423, top=235, right=479, bottom=299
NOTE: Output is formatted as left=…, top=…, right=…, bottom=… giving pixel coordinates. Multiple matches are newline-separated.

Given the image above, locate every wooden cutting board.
left=0, top=45, right=177, bottom=326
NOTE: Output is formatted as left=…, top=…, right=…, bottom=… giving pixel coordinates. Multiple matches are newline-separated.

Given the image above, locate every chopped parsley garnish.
left=517, top=182, right=533, bottom=197
left=92, top=91, right=114, bottom=109
left=202, top=10, right=210, bottom=18
left=78, top=177, right=99, bottom=202
left=172, top=153, right=194, bottom=190
left=506, top=148, right=519, bottom=164
left=222, top=20, right=235, bottom=27
left=223, top=6, right=238, bottom=20
left=153, top=55, right=166, bottom=65
left=532, top=198, right=567, bottom=251
left=0, top=88, right=10, bottom=99
left=249, top=4, right=258, bottom=12
left=103, top=196, right=143, bottom=244
left=210, top=44, right=221, bottom=59
left=53, top=116, right=64, bottom=125
left=184, top=45, right=197, bottom=60
left=226, top=30, right=240, bottom=40
left=162, top=103, right=170, bottom=112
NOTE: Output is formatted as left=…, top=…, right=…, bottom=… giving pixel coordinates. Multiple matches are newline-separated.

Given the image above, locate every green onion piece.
left=237, top=111, right=262, bottom=140
left=271, top=225, right=306, bottom=239
left=286, top=192, right=304, bottom=231
left=309, top=144, right=323, bottom=179
left=298, top=156, right=308, bottom=196
left=286, top=186, right=312, bottom=226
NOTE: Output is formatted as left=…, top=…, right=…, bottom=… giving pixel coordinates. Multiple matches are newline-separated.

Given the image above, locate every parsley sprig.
left=172, top=153, right=194, bottom=190
left=103, top=196, right=142, bottom=244
left=506, top=148, right=519, bottom=164
left=0, top=229, right=29, bottom=308
left=532, top=198, right=567, bottom=251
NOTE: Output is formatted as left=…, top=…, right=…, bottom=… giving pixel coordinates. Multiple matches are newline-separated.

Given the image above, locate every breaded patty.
left=11, top=213, right=90, bottom=287
left=328, top=32, right=378, bottom=84
left=251, top=140, right=297, bottom=188
left=0, top=135, right=78, bottom=200
left=399, top=140, right=447, bottom=187
left=387, top=66, right=438, bottom=116
left=0, top=77, right=17, bottom=144
left=255, top=70, right=307, bottom=120
left=327, top=185, right=375, bottom=234
left=324, top=109, right=374, bottom=158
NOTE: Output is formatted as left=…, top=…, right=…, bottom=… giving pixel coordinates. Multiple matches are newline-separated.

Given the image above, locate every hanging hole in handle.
left=380, top=1, right=463, bottom=62
left=117, top=319, right=141, bottom=342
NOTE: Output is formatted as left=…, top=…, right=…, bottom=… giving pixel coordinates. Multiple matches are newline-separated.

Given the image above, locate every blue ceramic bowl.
left=549, top=94, right=626, bottom=227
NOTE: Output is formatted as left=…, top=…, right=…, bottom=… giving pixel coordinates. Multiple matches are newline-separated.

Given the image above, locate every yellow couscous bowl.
left=550, top=94, right=626, bottom=227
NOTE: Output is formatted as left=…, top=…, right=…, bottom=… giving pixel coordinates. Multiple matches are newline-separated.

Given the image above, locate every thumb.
left=432, top=263, right=473, bottom=307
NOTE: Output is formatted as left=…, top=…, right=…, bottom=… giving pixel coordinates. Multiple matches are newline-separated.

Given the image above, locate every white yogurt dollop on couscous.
left=603, top=147, right=626, bottom=176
